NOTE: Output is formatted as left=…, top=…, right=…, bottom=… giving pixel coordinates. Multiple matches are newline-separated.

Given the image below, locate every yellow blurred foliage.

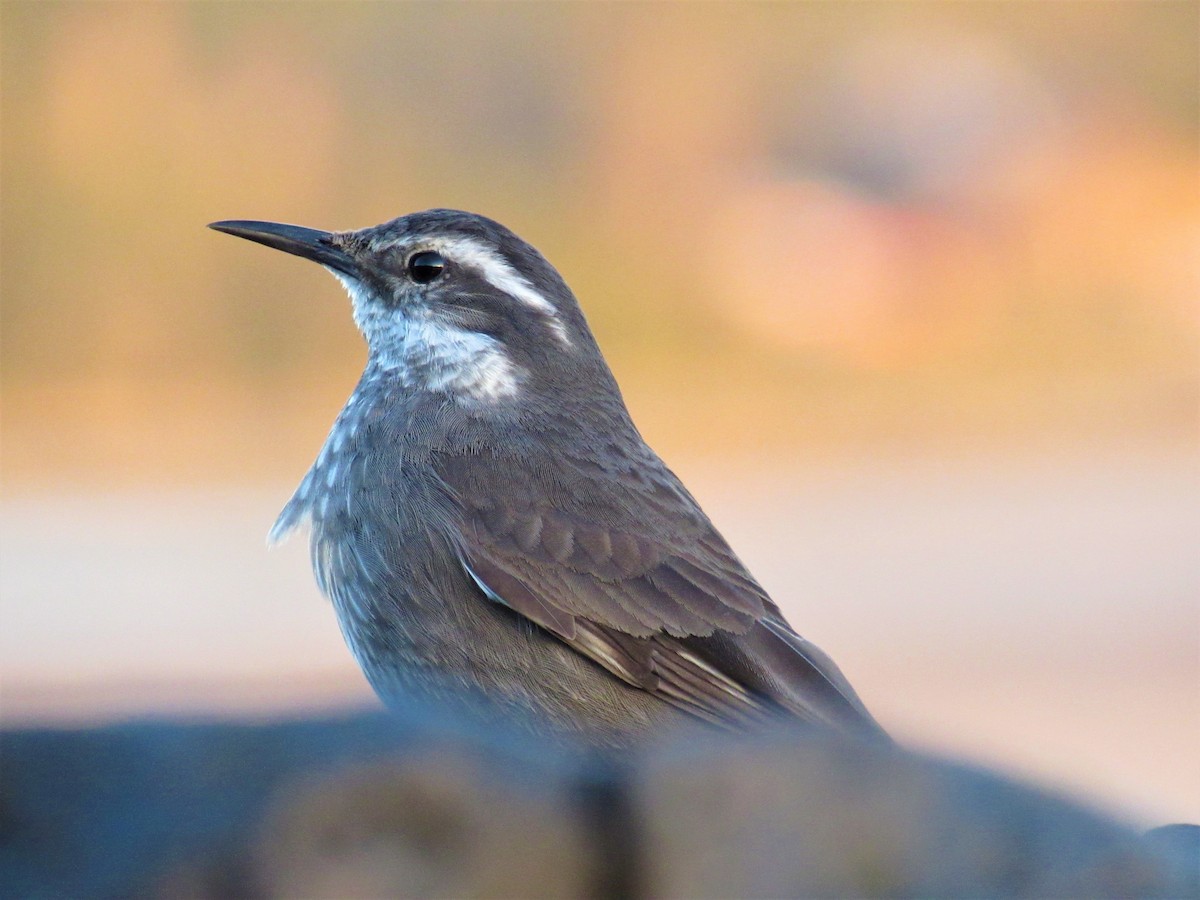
left=1, top=1, right=1196, bottom=489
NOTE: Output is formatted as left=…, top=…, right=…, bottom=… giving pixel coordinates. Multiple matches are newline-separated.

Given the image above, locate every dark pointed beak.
left=208, top=220, right=358, bottom=277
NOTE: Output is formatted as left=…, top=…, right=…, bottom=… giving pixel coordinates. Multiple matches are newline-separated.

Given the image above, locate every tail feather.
left=685, top=617, right=890, bottom=740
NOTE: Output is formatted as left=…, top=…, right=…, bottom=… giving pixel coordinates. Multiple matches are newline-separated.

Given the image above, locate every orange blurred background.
left=2, top=3, right=1196, bottom=825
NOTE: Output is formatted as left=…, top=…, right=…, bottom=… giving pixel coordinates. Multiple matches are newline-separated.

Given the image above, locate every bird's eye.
left=407, top=250, right=446, bottom=284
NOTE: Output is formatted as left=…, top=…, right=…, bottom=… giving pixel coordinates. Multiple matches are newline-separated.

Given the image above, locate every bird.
left=209, top=210, right=888, bottom=747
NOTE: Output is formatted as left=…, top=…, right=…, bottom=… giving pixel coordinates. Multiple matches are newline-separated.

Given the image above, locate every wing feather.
left=438, top=450, right=886, bottom=737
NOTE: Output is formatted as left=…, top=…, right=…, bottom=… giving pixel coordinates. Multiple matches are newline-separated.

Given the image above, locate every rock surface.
left=1, top=706, right=1194, bottom=898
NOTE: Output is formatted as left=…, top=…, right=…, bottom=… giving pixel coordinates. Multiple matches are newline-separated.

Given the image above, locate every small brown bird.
left=211, top=210, right=888, bottom=747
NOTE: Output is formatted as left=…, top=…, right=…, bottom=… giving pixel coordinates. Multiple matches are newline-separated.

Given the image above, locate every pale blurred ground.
left=1, top=1, right=1197, bottom=832
left=4, top=445, right=1197, bottom=827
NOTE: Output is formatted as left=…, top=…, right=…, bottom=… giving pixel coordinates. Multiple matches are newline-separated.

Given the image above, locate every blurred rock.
left=1144, top=824, right=1200, bottom=893
left=634, top=727, right=1196, bottom=898
left=250, top=753, right=591, bottom=899
left=0, top=707, right=589, bottom=899
left=1, top=709, right=1194, bottom=899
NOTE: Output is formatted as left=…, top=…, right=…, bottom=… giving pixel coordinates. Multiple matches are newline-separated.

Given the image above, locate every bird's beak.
left=208, top=220, right=358, bottom=277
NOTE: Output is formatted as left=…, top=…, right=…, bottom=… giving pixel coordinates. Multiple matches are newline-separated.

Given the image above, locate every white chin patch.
left=419, top=327, right=521, bottom=401
left=331, top=270, right=522, bottom=402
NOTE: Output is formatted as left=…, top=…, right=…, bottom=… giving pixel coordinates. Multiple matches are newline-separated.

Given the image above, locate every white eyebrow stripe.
left=430, top=236, right=573, bottom=347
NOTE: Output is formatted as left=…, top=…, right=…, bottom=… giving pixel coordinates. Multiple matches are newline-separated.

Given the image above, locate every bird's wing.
left=436, top=451, right=886, bottom=736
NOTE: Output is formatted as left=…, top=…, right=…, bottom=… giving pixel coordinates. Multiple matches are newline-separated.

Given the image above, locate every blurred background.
left=2, top=2, right=1196, bottom=826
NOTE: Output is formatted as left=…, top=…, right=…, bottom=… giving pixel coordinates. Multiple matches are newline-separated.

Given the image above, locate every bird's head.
left=210, top=210, right=614, bottom=406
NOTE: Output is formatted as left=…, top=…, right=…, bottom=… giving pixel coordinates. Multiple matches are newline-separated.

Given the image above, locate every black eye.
left=407, top=250, right=446, bottom=284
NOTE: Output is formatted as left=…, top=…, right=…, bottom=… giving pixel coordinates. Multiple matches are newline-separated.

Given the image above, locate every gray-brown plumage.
left=210, top=210, right=888, bottom=747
